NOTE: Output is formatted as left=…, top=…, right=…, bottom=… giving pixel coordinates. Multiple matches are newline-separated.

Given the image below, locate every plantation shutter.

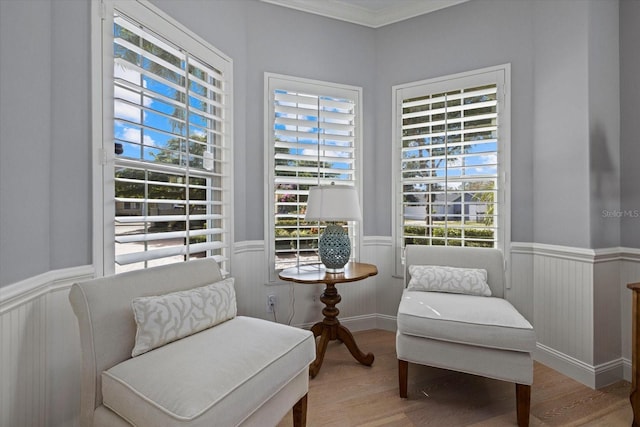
left=112, top=11, right=231, bottom=273
left=269, top=77, right=360, bottom=273
left=400, top=80, right=500, bottom=248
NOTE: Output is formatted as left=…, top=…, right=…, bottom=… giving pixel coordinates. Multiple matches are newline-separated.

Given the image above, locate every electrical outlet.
left=267, top=294, right=277, bottom=313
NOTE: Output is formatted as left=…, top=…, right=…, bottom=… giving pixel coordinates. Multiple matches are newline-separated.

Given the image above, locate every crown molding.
left=261, top=0, right=469, bottom=28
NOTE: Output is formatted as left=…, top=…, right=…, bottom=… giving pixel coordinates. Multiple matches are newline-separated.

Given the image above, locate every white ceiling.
left=261, top=0, right=469, bottom=28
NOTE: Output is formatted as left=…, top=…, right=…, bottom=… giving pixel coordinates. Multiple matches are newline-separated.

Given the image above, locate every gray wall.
left=375, top=0, right=622, bottom=247
left=50, top=0, right=93, bottom=269
left=532, top=0, right=591, bottom=247
left=620, top=0, right=640, bottom=248
left=588, top=0, right=620, bottom=249
left=0, top=0, right=636, bottom=288
left=0, top=0, right=52, bottom=286
left=374, top=0, right=537, bottom=240
left=152, top=0, right=377, bottom=241
left=0, top=0, right=92, bottom=286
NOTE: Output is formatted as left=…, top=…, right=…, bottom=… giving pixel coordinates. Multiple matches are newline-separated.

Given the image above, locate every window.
left=94, top=1, right=233, bottom=276
left=392, top=65, right=510, bottom=275
left=265, top=74, right=362, bottom=281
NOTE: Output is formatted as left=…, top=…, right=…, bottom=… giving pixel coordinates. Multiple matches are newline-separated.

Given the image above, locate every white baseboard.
left=623, top=357, right=632, bottom=382
left=375, top=314, right=398, bottom=332
left=294, top=313, right=397, bottom=333
left=534, top=343, right=627, bottom=389
left=595, top=358, right=626, bottom=388
left=340, top=314, right=379, bottom=331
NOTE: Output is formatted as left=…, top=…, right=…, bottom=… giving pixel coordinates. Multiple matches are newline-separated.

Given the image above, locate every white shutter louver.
left=112, top=12, right=230, bottom=273
left=400, top=83, right=499, bottom=248
left=269, top=78, right=360, bottom=272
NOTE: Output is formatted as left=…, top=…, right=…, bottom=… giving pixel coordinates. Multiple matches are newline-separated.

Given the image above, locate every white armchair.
left=396, top=245, right=536, bottom=427
left=69, top=259, right=315, bottom=427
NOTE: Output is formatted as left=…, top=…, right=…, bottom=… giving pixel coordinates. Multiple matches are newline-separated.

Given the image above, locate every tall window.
left=265, top=74, right=362, bottom=281
left=95, top=1, right=232, bottom=276
left=393, top=65, right=510, bottom=274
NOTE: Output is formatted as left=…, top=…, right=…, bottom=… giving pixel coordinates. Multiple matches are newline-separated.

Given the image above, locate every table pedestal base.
left=309, top=282, right=374, bottom=378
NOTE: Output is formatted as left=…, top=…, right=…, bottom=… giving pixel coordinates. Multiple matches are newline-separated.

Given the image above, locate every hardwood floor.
left=278, top=329, right=632, bottom=427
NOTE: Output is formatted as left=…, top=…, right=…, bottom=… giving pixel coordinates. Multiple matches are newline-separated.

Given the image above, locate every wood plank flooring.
left=277, top=329, right=632, bottom=427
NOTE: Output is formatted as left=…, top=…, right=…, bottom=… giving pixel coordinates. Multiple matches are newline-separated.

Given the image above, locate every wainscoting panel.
left=232, top=241, right=329, bottom=327
left=0, top=296, right=47, bottom=427
left=519, top=244, right=640, bottom=388
left=2, top=243, right=639, bottom=427
left=593, top=255, right=622, bottom=371
left=532, top=247, right=594, bottom=366
left=0, top=266, right=92, bottom=427
left=234, top=239, right=388, bottom=331
left=531, top=246, right=600, bottom=387
left=361, top=236, right=401, bottom=326
left=591, top=252, right=626, bottom=388
left=231, top=241, right=271, bottom=320
left=621, top=252, right=640, bottom=381
left=47, top=286, right=83, bottom=427
left=508, top=246, right=535, bottom=324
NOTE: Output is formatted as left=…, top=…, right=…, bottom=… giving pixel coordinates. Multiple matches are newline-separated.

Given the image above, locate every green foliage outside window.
left=403, top=224, right=494, bottom=247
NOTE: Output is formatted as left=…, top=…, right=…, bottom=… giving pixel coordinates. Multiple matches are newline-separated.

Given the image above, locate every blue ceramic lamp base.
left=318, top=224, right=351, bottom=273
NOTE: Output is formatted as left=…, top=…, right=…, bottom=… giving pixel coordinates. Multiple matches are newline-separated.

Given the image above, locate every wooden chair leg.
left=292, top=394, right=307, bottom=427
left=398, top=359, right=408, bottom=398
left=516, top=383, right=531, bottom=427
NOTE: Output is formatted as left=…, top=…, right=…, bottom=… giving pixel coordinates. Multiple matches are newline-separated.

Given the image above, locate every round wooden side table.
left=279, top=262, right=377, bottom=378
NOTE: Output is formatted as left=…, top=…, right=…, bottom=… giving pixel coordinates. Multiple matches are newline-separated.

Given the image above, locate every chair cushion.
left=131, top=277, right=237, bottom=357
left=101, top=316, right=315, bottom=427
left=407, top=265, right=491, bottom=296
left=397, top=289, right=535, bottom=353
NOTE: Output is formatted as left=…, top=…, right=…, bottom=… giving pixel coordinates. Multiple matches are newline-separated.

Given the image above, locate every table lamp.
left=305, top=183, right=362, bottom=273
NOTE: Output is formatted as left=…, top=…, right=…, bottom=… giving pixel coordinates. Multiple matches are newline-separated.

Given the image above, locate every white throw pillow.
left=131, top=277, right=237, bottom=357
left=407, top=265, right=491, bottom=297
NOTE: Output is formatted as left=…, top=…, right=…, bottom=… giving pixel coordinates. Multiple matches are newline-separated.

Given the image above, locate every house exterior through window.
left=392, top=65, right=511, bottom=275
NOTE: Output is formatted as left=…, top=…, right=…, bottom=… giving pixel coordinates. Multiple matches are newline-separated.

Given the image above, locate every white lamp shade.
left=305, top=185, right=362, bottom=222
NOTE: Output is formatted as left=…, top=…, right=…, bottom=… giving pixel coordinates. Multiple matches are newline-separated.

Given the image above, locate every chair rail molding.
left=511, top=242, right=640, bottom=263
left=0, top=265, right=94, bottom=314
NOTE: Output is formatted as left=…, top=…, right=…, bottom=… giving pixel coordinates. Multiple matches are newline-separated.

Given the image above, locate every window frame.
left=264, top=73, right=363, bottom=283
left=92, top=0, right=233, bottom=277
left=391, top=64, right=511, bottom=279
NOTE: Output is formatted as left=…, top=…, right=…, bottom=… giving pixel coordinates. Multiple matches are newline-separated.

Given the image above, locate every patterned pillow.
left=407, top=265, right=491, bottom=297
left=131, top=277, right=237, bottom=357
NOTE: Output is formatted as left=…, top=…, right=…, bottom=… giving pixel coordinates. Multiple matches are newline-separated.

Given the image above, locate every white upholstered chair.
left=69, top=259, right=315, bottom=427
left=396, top=245, right=535, bottom=427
